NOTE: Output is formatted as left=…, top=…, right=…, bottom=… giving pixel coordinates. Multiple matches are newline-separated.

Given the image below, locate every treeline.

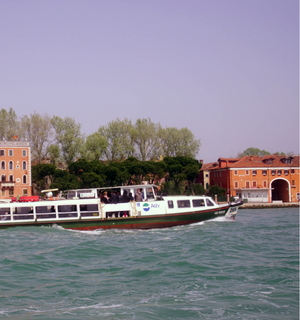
left=0, top=108, right=200, bottom=164
left=32, top=157, right=205, bottom=196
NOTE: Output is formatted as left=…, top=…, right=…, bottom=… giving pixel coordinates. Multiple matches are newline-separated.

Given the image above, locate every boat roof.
left=66, top=184, right=158, bottom=192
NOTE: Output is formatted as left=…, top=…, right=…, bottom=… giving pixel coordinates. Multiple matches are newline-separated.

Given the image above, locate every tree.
left=81, top=132, right=108, bottom=161
left=47, top=144, right=61, bottom=165
left=237, top=148, right=271, bottom=157
left=132, top=118, right=162, bottom=161
left=31, top=163, right=56, bottom=192
left=98, top=118, right=135, bottom=162
left=51, top=116, right=83, bottom=165
left=159, top=127, right=200, bottom=158
left=207, top=185, right=226, bottom=198
left=0, top=107, right=20, bottom=140
left=162, top=156, right=201, bottom=194
left=20, top=113, right=54, bottom=164
left=51, top=169, right=81, bottom=191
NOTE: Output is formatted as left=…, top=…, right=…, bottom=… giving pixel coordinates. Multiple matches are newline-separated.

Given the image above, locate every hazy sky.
left=1, top=0, right=299, bottom=162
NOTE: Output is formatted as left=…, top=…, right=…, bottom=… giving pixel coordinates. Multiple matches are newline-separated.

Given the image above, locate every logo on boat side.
left=143, top=203, right=150, bottom=212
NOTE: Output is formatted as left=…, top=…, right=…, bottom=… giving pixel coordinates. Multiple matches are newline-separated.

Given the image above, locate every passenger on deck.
left=101, top=191, right=109, bottom=204
left=121, top=191, right=130, bottom=202
left=110, top=192, right=119, bottom=204
left=128, top=192, right=134, bottom=201
left=134, top=189, right=143, bottom=202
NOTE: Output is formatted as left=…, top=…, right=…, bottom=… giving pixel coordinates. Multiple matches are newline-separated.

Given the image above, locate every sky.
left=1, top=0, right=299, bottom=163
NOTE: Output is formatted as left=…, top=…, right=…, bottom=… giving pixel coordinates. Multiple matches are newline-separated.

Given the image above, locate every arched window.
left=9, top=161, right=13, bottom=170
left=22, top=161, right=27, bottom=170
left=23, top=175, right=27, bottom=184
left=1, top=161, right=5, bottom=170
left=9, top=175, right=13, bottom=182
left=1, top=175, right=6, bottom=182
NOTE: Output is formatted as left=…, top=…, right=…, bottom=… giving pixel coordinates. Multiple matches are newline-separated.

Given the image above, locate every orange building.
left=0, top=141, right=32, bottom=200
left=199, top=155, right=300, bottom=203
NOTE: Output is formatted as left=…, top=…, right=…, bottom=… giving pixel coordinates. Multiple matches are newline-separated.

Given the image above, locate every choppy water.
left=0, top=208, right=298, bottom=320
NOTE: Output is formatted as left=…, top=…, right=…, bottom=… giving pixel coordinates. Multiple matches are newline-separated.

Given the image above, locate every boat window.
left=80, top=204, right=99, bottom=217
left=146, top=188, right=154, bottom=199
left=36, top=205, right=55, bottom=213
left=0, top=207, right=11, bottom=221
left=57, top=205, right=78, bottom=218
left=177, top=200, right=191, bottom=208
left=36, top=205, right=56, bottom=219
left=67, top=191, right=76, bottom=199
left=168, top=200, right=174, bottom=208
left=192, top=199, right=205, bottom=207
left=106, top=211, right=130, bottom=218
left=206, top=199, right=214, bottom=206
left=13, top=206, right=34, bottom=220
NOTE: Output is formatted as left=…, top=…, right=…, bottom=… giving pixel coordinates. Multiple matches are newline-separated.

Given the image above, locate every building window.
left=284, top=170, right=289, bottom=175
left=9, top=189, right=13, bottom=196
left=277, top=170, right=282, bottom=176
left=1, top=175, right=5, bottom=182
left=1, top=161, right=5, bottom=170
left=292, top=180, right=296, bottom=186
left=271, top=170, right=276, bottom=176
left=0, top=150, right=4, bottom=156
left=9, top=161, right=13, bottom=170
left=23, top=189, right=28, bottom=196
left=8, top=149, right=13, bottom=156
left=263, top=181, right=267, bottom=188
left=245, top=170, right=249, bottom=175
left=22, top=150, right=27, bottom=157
left=291, top=169, right=295, bottom=174
left=23, top=175, right=27, bottom=184
left=234, top=170, right=238, bottom=175
left=234, top=181, right=239, bottom=188
left=22, top=161, right=27, bottom=170
left=9, top=175, right=13, bottom=182
left=262, top=170, right=267, bottom=176
left=252, top=170, right=257, bottom=176
left=253, top=181, right=257, bottom=188
left=245, top=181, right=250, bottom=188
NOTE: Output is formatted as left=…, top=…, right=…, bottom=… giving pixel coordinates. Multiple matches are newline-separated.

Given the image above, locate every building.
left=0, top=141, right=32, bottom=200
left=198, top=155, right=300, bottom=203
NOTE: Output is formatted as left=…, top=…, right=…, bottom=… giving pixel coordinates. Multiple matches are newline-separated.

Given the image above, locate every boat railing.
left=0, top=199, right=146, bottom=223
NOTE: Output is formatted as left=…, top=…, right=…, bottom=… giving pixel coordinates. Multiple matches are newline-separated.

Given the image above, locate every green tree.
left=51, top=169, right=81, bottom=191
left=162, top=156, right=201, bottom=194
left=132, top=118, right=162, bottom=161
left=51, top=116, right=83, bottom=165
left=237, top=147, right=271, bottom=157
left=159, top=127, right=200, bottom=158
left=207, top=185, right=226, bottom=198
left=31, top=163, right=56, bottom=192
left=98, top=118, right=135, bottom=161
left=81, top=132, right=108, bottom=161
left=47, top=144, right=61, bottom=165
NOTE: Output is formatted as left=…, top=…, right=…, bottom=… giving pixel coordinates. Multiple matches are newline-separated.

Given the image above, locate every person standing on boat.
left=101, top=191, right=109, bottom=204
left=128, top=192, right=134, bottom=201
left=134, top=189, right=143, bottom=202
left=121, top=190, right=130, bottom=202
left=110, top=191, right=119, bottom=204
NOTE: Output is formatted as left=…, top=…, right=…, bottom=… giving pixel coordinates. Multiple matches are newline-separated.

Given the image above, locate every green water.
left=0, top=208, right=298, bottom=319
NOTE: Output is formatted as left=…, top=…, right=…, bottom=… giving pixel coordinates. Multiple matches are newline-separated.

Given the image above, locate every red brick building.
left=198, top=155, right=300, bottom=203
left=0, top=141, right=32, bottom=200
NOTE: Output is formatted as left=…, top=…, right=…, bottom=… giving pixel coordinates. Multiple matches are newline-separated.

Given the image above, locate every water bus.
left=0, top=185, right=242, bottom=230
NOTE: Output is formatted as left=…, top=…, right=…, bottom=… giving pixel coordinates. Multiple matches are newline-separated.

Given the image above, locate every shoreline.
left=239, top=202, right=299, bottom=209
